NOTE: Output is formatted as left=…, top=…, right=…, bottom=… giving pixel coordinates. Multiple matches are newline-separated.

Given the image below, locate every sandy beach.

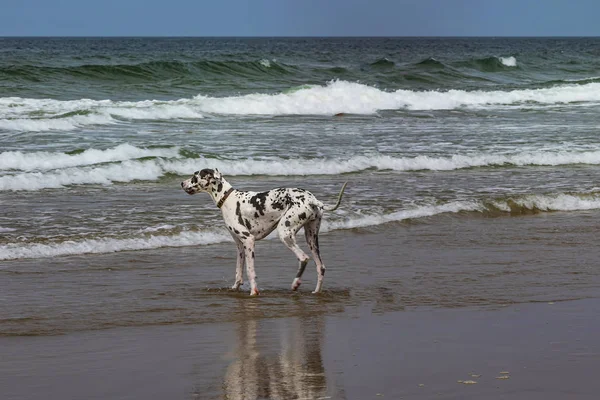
left=3, top=209, right=600, bottom=399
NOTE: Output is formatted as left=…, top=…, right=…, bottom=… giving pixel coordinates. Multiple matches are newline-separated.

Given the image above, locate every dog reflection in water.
left=222, top=305, right=333, bottom=399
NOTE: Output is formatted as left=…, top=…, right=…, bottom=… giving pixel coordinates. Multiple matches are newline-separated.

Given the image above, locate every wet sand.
left=3, top=212, right=600, bottom=398
left=2, top=298, right=599, bottom=399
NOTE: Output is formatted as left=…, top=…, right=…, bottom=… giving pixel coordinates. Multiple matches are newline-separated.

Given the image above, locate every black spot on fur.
left=249, top=191, right=269, bottom=216
left=271, top=201, right=285, bottom=210
left=299, top=212, right=307, bottom=220
left=242, top=231, right=250, bottom=237
left=252, top=251, right=255, bottom=258
left=199, top=169, right=214, bottom=178
left=236, top=202, right=245, bottom=226
left=217, top=182, right=223, bottom=192
left=285, top=220, right=291, bottom=227
left=244, top=219, right=252, bottom=231
left=234, top=229, right=240, bottom=234
left=254, top=212, right=259, bottom=218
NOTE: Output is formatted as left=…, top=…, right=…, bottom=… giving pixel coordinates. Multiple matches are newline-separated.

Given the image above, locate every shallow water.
left=3, top=209, right=600, bottom=336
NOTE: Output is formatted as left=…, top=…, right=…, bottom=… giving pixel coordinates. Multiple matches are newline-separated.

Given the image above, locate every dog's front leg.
left=231, top=239, right=245, bottom=290
left=242, top=237, right=259, bottom=296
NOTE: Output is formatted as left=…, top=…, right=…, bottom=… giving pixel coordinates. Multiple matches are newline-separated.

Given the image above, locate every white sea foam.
left=2, top=80, right=600, bottom=131
left=141, top=224, right=177, bottom=233
left=0, top=160, right=166, bottom=190
left=105, top=101, right=205, bottom=120
left=0, top=227, right=17, bottom=233
left=0, top=144, right=181, bottom=172
left=491, top=193, right=600, bottom=212
left=322, top=201, right=484, bottom=231
left=0, top=97, right=204, bottom=132
left=0, top=230, right=232, bottom=261
left=325, top=193, right=600, bottom=232
left=191, top=80, right=600, bottom=114
left=162, top=150, right=600, bottom=177
left=499, top=56, right=517, bottom=67
left=3, top=193, right=600, bottom=260
left=4, top=150, right=600, bottom=191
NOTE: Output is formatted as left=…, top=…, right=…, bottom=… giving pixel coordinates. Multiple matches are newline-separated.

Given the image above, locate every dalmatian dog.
left=181, top=169, right=347, bottom=296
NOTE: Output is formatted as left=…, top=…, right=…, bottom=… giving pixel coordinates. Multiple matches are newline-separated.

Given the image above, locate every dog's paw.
left=291, top=278, right=301, bottom=291
left=231, top=282, right=243, bottom=290
left=250, top=287, right=260, bottom=296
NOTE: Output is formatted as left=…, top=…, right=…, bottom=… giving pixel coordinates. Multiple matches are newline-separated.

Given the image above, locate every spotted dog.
left=181, top=169, right=347, bottom=296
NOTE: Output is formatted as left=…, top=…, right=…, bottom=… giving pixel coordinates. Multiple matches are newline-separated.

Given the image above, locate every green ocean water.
left=2, top=37, right=600, bottom=99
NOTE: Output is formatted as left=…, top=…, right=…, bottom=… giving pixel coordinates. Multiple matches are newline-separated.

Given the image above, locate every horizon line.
left=1, top=35, right=600, bottom=39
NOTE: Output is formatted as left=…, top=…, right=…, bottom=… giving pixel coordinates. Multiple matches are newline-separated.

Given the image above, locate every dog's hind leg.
left=291, top=256, right=309, bottom=291
left=304, top=217, right=325, bottom=293
left=277, top=219, right=310, bottom=291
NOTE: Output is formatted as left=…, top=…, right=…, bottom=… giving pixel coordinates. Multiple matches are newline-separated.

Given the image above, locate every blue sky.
left=1, top=0, right=599, bottom=37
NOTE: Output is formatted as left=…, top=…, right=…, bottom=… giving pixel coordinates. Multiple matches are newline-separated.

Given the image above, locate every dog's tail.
left=323, top=182, right=348, bottom=212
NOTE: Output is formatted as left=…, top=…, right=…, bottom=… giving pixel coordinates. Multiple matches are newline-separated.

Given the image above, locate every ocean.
left=2, top=37, right=600, bottom=337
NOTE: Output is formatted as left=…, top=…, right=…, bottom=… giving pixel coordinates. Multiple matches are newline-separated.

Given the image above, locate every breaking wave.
left=191, top=80, right=600, bottom=114
left=0, top=230, right=231, bottom=261
left=487, top=193, right=600, bottom=213
left=322, top=200, right=484, bottom=231
left=3, top=80, right=600, bottom=131
left=0, top=144, right=180, bottom=172
left=499, top=56, right=517, bottom=67
left=3, top=192, right=600, bottom=260
left=4, top=145, right=600, bottom=191
left=457, top=56, right=518, bottom=71
left=325, top=192, right=600, bottom=231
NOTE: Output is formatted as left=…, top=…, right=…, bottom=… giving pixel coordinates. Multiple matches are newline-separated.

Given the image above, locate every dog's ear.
left=213, top=168, right=222, bottom=180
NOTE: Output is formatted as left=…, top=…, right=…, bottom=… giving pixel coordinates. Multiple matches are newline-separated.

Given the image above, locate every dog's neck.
left=209, top=178, right=234, bottom=208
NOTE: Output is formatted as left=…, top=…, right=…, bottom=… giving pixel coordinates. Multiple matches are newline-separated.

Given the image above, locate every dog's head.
left=181, top=168, right=223, bottom=195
